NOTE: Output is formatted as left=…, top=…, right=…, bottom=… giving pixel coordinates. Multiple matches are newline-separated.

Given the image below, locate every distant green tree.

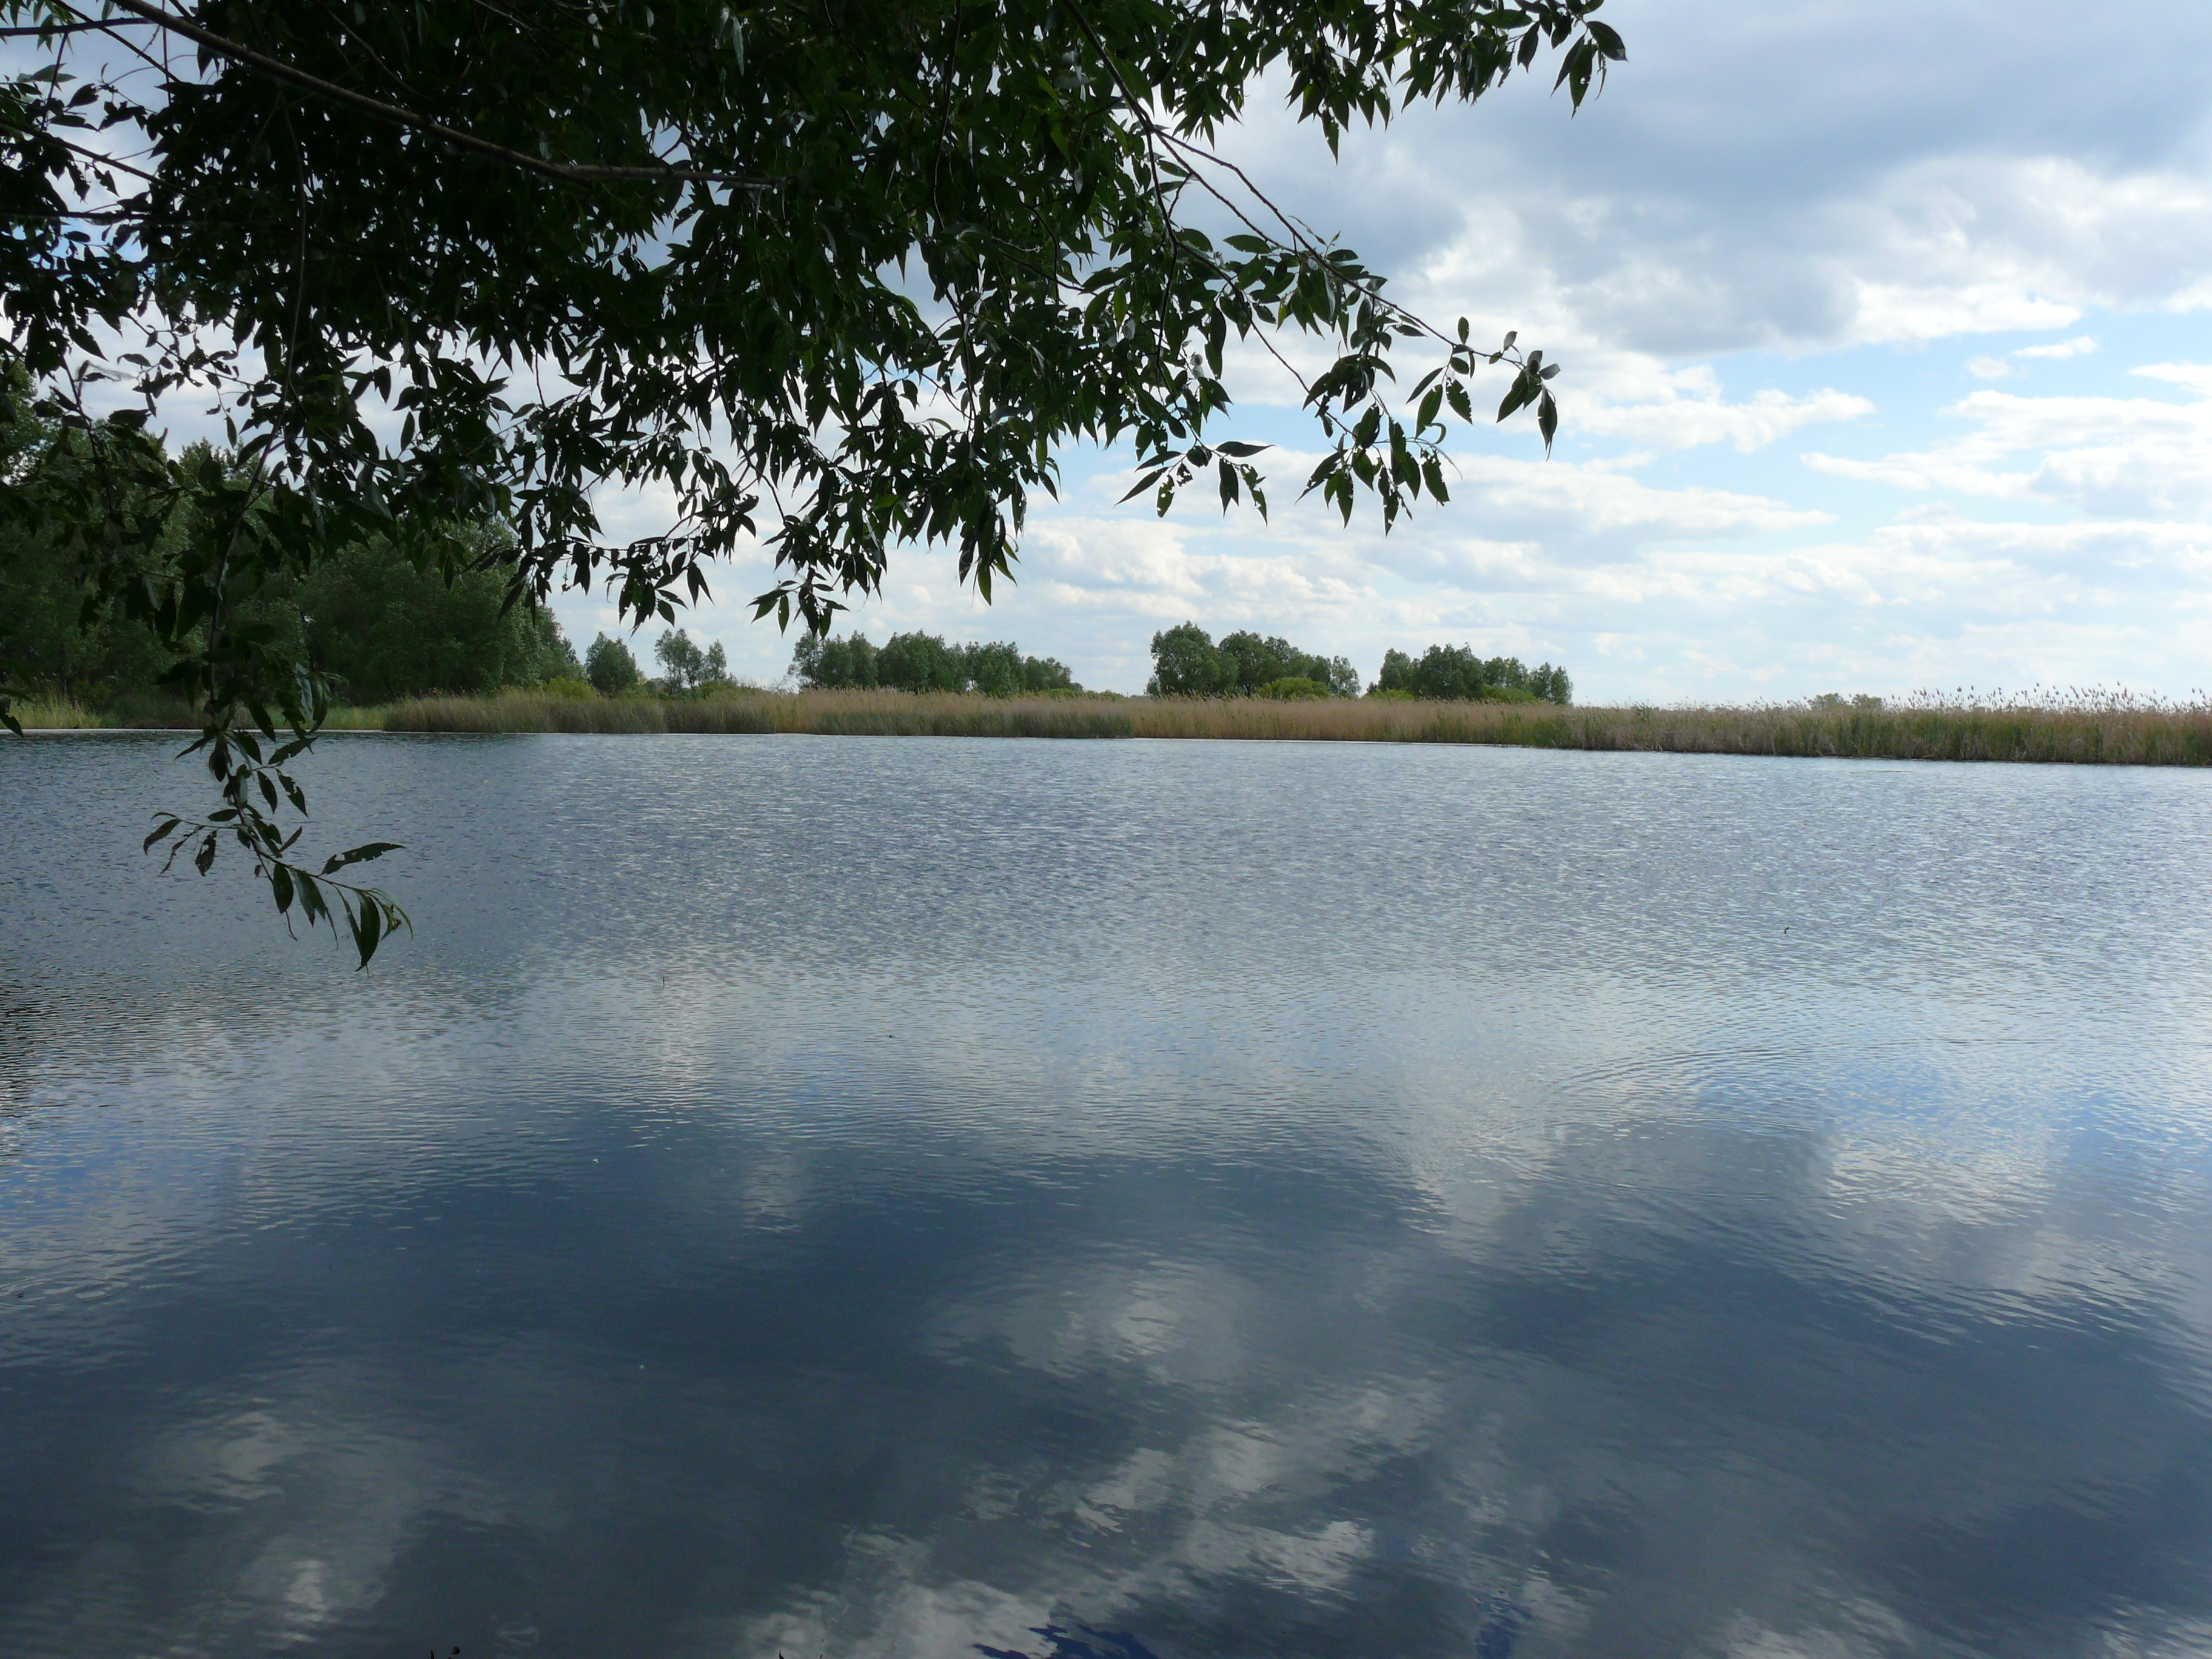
left=793, top=629, right=1076, bottom=695
left=1147, top=624, right=1231, bottom=696
left=653, top=628, right=730, bottom=693
left=964, top=640, right=1076, bottom=697
left=876, top=631, right=969, bottom=693
left=791, top=632, right=880, bottom=689
left=1148, top=623, right=1359, bottom=696
left=584, top=634, right=642, bottom=695
left=1375, top=645, right=1571, bottom=705
left=0, top=384, right=196, bottom=703
left=1, top=394, right=575, bottom=706
left=1019, top=652, right=1078, bottom=695
left=270, top=535, right=577, bottom=703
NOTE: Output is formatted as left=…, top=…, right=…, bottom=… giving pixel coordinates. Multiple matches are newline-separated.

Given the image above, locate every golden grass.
left=383, top=685, right=2207, bottom=764
left=380, top=686, right=1137, bottom=738
left=1128, top=689, right=2212, bottom=765
left=21, top=684, right=2210, bottom=765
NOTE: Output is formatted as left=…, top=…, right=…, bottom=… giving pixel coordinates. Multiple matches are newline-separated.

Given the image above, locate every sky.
left=27, top=2, right=2212, bottom=702
left=548, top=0, right=2212, bottom=700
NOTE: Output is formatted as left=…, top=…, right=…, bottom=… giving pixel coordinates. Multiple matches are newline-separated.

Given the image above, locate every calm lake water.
left=5, top=733, right=2211, bottom=1658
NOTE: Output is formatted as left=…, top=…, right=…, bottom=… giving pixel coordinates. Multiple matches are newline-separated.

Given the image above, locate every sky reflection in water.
left=4, top=734, right=2211, bottom=1658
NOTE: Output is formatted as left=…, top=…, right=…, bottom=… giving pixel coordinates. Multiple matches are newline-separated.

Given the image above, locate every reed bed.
left=22, top=683, right=2210, bottom=765
left=1128, top=688, right=2212, bottom=765
left=380, top=686, right=1137, bottom=739
left=384, top=684, right=2212, bottom=764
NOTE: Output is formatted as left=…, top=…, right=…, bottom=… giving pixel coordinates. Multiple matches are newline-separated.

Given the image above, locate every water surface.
left=4, top=733, right=2210, bottom=1658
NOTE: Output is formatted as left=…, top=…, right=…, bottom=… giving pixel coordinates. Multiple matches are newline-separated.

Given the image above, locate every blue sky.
left=556, top=0, right=2212, bottom=699
left=36, top=1, right=2204, bottom=702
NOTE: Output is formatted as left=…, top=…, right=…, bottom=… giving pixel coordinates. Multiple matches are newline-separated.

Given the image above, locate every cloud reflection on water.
left=3, top=736, right=2211, bottom=1657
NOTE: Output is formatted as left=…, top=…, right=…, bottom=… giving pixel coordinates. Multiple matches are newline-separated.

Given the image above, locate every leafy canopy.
left=1148, top=623, right=1360, bottom=698
left=1375, top=645, right=1570, bottom=704
left=794, top=629, right=1078, bottom=695
left=0, top=0, right=1623, bottom=959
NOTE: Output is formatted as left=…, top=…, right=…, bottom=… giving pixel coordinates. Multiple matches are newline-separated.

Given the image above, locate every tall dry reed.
left=1131, top=687, right=2212, bottom=765
left=30, top=683, right=2204, bottom=765
left=380, top=687, right=1136, bottom=739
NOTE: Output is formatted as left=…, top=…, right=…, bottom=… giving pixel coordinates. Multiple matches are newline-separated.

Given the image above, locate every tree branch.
left=98, top=0, right=775, bottom=191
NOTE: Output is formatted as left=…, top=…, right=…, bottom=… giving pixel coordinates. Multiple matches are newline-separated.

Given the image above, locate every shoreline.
left=16, top=689, right=2212, bottom=766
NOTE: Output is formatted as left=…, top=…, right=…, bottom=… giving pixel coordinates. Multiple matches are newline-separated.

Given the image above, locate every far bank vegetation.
left=23, top=684, right=2210, bottom=767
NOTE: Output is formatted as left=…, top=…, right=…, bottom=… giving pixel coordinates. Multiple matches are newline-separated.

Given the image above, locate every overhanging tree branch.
left=96, top=0, right=776, bottom=190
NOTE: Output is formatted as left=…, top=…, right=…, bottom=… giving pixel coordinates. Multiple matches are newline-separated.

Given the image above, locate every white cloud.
left=1574, top=387, right=1875, bottom=452
left=2017, top=335, right=2100, bottom=360
left=1805, top=366, right=2212, bottom=519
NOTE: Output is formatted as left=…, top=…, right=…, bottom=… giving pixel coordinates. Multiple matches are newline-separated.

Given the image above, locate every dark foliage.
left=2, top=400, right=575, bottom=706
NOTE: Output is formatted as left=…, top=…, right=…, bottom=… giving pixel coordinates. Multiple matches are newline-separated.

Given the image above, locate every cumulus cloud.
left=1572, top=387, right=1874, bottom=453
left=2017, top=335, right=2102, bottom=360
left=1806, top=365, right=2212, bottom=518
left=566, top=0, right=2212, bottom=697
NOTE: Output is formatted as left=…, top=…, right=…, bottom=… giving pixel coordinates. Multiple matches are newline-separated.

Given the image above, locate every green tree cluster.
left=253, top=537, right=577, bottom=704
left=1374, top=646, right=1571, bottom=705
left=653, top=628, right=732, bottom=694
left=1147, top=623, right=1361, bottom=698
left=584, top=635, right=642, bottom=695
left=792, top=630, right=1077, bottom=696
left=0, top=387, right=184, bottom=704
left=1, top=396, right=577, bottom=708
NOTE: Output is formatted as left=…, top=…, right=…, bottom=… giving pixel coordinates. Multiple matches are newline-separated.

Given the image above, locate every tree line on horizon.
left=0, top=420, right=579, bottom=709
left=7, top=407, right=1567, bottom=713
left=1149, top=624, right=1570, bottom=704
left=0, top=395, right=798, bottom=710
left=791, top=631, right=1079, bottom=697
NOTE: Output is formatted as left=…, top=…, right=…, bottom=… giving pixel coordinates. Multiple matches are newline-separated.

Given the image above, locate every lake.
left=5, top=732, right=2211, bottom=1658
